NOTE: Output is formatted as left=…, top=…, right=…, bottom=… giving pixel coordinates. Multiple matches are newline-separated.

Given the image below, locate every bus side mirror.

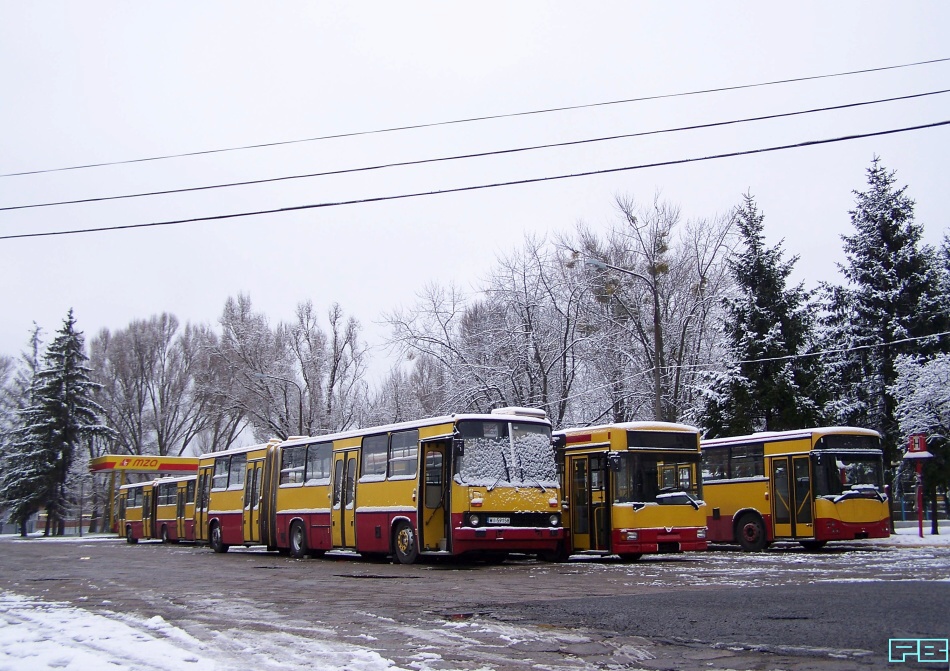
left=607, top=455, right=621, bottom=471
left=552, top=435, right=566, bottom=450
left=453, top=438, right=464, bottom=456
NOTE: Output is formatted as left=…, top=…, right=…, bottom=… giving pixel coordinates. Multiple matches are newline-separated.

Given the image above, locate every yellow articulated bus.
left=152, top=475, right=197, bottom=543
left=194, top=408, right=563, bottom=564
left=556, top=422, right=708, bottom=561
left=118, top=480, right=154, bottom=544
left=701, top=427, right=890, bottom=551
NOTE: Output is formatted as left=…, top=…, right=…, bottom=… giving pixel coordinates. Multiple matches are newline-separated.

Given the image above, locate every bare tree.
left=565, top=194, right=735, bottom=423
left=90, top=314, right=227, bottom=457
left=386, top=235, right=585, bottom=426
left=213, top=295, right=367, bottom=441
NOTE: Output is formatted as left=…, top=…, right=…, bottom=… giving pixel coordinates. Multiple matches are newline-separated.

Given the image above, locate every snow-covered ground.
left=1, top=526, right=948, bottom=671
left=875, top=522, right=950, bottom=545
left=0, top=592, right=403, bottom=671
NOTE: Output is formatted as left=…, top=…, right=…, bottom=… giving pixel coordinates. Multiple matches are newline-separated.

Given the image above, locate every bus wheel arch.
left=734, top=511, right=768, bottom=552
left=125, top=525, right=137, bottom=544
left=289, top=520, right=308, bottom=559
left=392, top=520, right=419, bottom=564
left=209, top=521, right=229, bottom=553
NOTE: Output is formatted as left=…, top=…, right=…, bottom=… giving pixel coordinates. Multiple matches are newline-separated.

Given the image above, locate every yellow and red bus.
left=701, top=427, right=890, bottom=550
left=153, top=475, right=197, bottom=543
left=195, top=441, right=276, bottom=552
left=194, top=408, right=563, bottom=563
left=118, top=480, right=154, bottom=544
left=556, top=422, right=707, bottom=561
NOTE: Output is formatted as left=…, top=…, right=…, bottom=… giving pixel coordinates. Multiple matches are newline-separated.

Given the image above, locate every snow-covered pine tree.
left=701, top=194, right=825, bottom=437
left=820, top=158, right=950, bottom=464
left=0, top=325, right=46, bottom=536
left=29, top=310, right=112, bottom=535
left=891, top=353, right=950, bottom=532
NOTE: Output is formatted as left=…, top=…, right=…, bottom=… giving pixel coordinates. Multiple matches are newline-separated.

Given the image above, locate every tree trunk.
left=932, top=494, right=940, bottom=535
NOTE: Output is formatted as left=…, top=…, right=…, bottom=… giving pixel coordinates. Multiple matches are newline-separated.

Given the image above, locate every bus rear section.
left=557, top=422, right=707, bottom=561
left=118, top=481, right=155, bottom=543
left=701, top=427, right=890, bottom=550
left=152, top=475, right=196, bottom=543
left=195, top=442, right=275, bottom=553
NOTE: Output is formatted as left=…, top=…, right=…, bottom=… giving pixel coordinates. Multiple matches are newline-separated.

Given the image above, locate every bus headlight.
left=624, top=530, right=639, bottom=541
left=469, top=514, right=480, bottom=527
left=697, top=528, right=707, bottom=539
left=549, top=514, right=560, bottom=527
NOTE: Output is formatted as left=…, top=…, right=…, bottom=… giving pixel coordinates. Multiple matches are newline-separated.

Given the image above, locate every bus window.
left=361, top=435, right=388, bottom=480
left=281, top=445, right=306, bottom=485
left=424, top=451, right=443, bottom=509
left=305, top=443, right=332, bottom=486
left=389, top=430, right=419, bottom=479
left=228, top=453, right=247, bottom=490
left=731, top=444, right=764, bottom=478
left=212, top=456, right=230, bottom=490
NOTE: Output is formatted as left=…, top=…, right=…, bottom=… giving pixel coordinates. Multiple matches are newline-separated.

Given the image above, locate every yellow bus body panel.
left=815, top=497, right=890, bottom=525
left=611, top=502, right=708, bottom=530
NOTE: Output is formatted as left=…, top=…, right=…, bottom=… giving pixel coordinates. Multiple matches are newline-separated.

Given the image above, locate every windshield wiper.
left=488, top=449, right=512, bottom=492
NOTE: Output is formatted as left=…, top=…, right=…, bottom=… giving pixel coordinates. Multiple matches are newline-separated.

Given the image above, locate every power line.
left=4, top=89, right=947, bottom=213
left=1, top=119, right=946, bottom=242
left=3, top=56, right=948, bottom=178
left=558, top=331, right=950, bottom=410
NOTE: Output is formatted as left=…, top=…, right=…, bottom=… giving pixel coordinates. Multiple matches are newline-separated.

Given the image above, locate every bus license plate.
left=487, top=516, right=511, bottom=525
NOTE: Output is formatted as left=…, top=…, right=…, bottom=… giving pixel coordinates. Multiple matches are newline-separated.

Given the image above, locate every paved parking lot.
left=1, top=535, right=947, bottom=670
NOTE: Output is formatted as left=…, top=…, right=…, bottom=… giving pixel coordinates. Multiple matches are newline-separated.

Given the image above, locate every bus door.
left=195, top=467, right=211, bottom=542
left=771, top=455, right=814, bottom=538
left=420, top=442, right=449, bottom=552
left=243, top=459, right=264, bottom=543
left=568, top=455, right=609, bottom=552
left=176, top=486, right=187, bottom=539
left=142, top=489, right=153, bottom=539
left=332, top=450, right=358, bottom=549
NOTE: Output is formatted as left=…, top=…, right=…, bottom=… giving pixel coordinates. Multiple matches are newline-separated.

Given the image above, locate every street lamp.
left=254, top=372, right=305, bottom=436
left=581, top=256, right=664, bottom=422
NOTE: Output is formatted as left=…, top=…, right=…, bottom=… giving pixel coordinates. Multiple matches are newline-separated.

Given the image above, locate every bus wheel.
left=619, top=553, right=643, bottom=562
left=800, top=540, right=827, bottom=551
left=736, top=513, right=767, bottom=552
left=160, top=526, right=170, bottom=544
left=393, top=522, right=419, bottom=564
left=209, top=522, right=229, bottom=554
left=289, top=522, right=308, bottom=559
left=125, top=526, right=138, bottom=545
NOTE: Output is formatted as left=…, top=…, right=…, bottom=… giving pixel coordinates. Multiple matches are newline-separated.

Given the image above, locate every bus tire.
left=125, top=525, right=137, bottom=545
left=736, top=513, right=768, bottom=552
left=619, top=553, right=643, bottom=562
left=209, top=522, right=229, bottom=554
left=799, top=540, right=827, bottom=551
left=160, top=525, right=170, bottom=544
left=393, top=521, right=419, bottom=565
left=289, top=522, right=308, bottom=559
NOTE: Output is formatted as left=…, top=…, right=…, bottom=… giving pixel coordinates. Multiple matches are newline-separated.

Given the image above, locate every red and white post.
left=904, top=434, right=934, bottom=539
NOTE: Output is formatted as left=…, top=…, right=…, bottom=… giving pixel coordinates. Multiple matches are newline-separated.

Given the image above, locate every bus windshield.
left=455, top=419, right=557, bottom=488
left=813, top=452, right=884, bottom=496
left=614, top=452, right=702, bottom=503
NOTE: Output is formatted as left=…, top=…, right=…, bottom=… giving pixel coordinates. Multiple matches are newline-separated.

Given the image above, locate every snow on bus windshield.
left=455, top=420, right=557, bottom=487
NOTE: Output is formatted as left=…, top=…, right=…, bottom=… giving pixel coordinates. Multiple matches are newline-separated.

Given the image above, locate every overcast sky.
left=1, top=3, right=948, bottom=380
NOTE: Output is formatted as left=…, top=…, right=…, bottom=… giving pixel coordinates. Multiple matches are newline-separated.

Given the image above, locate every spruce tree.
left=1, top=311, right=112, bottom=535
left=821, top=157, right=950, bottom=463
left=702, top=194, right=825, bottom=437
left=0, top=325, right=46, bottom=535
